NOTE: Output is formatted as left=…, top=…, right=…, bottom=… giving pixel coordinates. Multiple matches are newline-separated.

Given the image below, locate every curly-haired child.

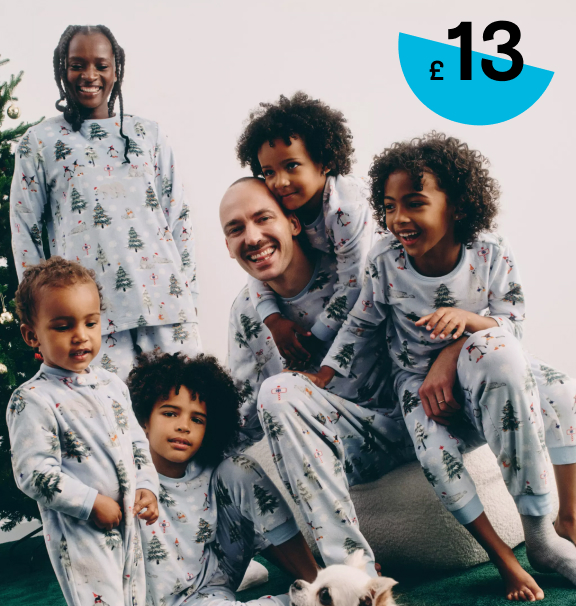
left=6, top=256, right=159, bottom=606
left=307, top=133, right=576, bottom=600
left=127, top=352, right=317, bottom=606
left=10, top=25, right=200, bottom=381
left=236, top=92, right=381, bottom=365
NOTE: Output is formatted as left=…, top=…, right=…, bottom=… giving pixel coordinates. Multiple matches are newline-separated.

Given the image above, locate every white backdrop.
left=2, top=0, right=574, bottom=375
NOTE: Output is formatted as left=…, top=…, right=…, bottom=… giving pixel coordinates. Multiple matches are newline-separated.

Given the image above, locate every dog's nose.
left=292, top=581, right=304, bottom=591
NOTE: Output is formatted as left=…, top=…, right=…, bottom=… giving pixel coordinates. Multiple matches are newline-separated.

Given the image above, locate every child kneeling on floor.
left=127, top=352, right=318, bottom=606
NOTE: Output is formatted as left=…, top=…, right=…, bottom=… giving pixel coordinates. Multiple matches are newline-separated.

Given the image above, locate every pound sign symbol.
left=430, top=60, right=444, bottom=80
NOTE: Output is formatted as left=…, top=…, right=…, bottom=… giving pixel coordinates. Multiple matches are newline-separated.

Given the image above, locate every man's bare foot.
left=491, top=548, right=544, bottom=602
left=554, top=515, right=576, bottom=545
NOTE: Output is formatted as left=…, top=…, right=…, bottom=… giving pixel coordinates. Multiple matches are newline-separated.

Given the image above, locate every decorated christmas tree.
left=137, top=315, right=148, bottom=328
left=253, top=484, right=279, bottom=515
left=262, top=410, right=284, bottom=441
left=115, top=265, right=134, bottom=292
left=100, top=353, right=118, bottom=373
left=195, top=518, right=213, bottom=543
left=116, top=460, right=130, bottom=497
left=396, top=340, right=416, bottom=368
left=30, top=223, right=41, bottom=245
left=96, top=243, right=109, bottom=272
left=169, top=274, right=183, bottom=298
left=54, top=139, right=72, bottom=160
left=524, top=365, right=537, bottom=393
left=111, top=399, right=129, bottom=433
left=539, top=364, right=567, bottom=386
left=239, top=380, right=254, bottom=405
left=181, top=248, right=191, bottom=270
left=144, top=183, right=159, bottom=211
left=162, top=176, right=172, bottom=197
left=142, top=288, right=152, bottom=313
left=333, top=343, right=355, bottom=369
left=343, top=537, right=363, bottom=555
left=433, top=283, right=458, bottom=308
left=326, top=295, right=348, bottom=322
left=63, top=429, right=90, bottom=463
left=127, top=226, right=144, bottom=252
left=501, top=400, right=520, bottom=432
left=232, top=455, right=263, bottom=477
left=89, top=123, right=108, bottom=140
left=297, top=479, right=313, bottom=511
left=442, top=449, right=464, bottom=480
left=127, top=138, right=143, bottom=156
left=70, top=186, right=87, bottom=213
left=240, top=313, right=262, bottom=340
left=32, top=470, right=62, bottom=502
left=502, top=282, right=524, bottom=306
left=422, top=466, right=438, bottom=486
left=17, top=133, right=31, bottom=157
left=133, top=443, right=149, bottom=470
left=104, top=529, right=122, bottom=550
left=402, top=389, right=419, bottom=415
left=215, top=477, right=232, bottom=508
left=172, top=323, right=188, bottom=344
left=178, top=203, right=190, bottom=221
left=93, top=202, right=111, bottom=228
left=309, top=270, right=331, bottom=292
left=147, top=532, right=169, bottom=565
left=333, top=457, right=343, bottom=476
left=303, top=456, right=323, bottom=489
left=415, top=421, right=428, bottom=450
left=159, top=484, right=176, bottom=507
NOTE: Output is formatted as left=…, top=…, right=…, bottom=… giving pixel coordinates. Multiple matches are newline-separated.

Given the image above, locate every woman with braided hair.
left=11, top=25, right=201, bottom=382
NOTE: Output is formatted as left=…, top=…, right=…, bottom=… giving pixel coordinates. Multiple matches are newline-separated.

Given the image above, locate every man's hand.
left=418, top=338, right=466, bottom=426
left=134, top=489, right=159, bottom=525
left=288, top=365, right=335, bottom=389
left=415, top=307, right=471, bottom=340
left=265, top=314, right=313, bottom=363
left=90, top=494, right=122, bottom=530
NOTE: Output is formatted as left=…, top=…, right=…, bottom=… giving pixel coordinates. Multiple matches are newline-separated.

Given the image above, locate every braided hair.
left=53, top=25, right=130, bottom=163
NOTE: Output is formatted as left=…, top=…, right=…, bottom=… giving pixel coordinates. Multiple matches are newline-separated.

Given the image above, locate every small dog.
left=289, top=550, right=398, bottom=606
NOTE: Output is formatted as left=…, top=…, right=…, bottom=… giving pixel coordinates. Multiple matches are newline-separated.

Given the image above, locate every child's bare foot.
left=491, top=547, right=544, bottom=601
left=554, top=515, right=576, bottom=545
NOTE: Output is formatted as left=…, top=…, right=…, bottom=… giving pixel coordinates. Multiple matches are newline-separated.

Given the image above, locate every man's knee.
left=258, top=373, right=309, bottom=414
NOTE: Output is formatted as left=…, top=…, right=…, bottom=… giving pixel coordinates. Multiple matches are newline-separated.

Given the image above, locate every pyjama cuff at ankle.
left=548, top=446, right=576, bottom=465
left=451, top=494, right=484, bottom=525
left=265, top=517, right=300, bottom=546
left=514, top=493, right=553, bottom=516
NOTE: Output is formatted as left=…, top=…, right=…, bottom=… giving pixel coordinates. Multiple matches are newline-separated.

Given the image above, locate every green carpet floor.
left=1, top=536, right=573, bottom=604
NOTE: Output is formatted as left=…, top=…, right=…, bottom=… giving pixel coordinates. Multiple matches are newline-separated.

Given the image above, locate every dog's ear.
left=345, top=549, right=367, bottom=570
left=367, top=577, right=398, bottom=606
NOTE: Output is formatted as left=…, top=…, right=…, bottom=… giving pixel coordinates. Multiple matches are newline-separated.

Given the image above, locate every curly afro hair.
left=127, top=352, right=241, bottom=466
left=369, top=132, right=500, bottom=243
left=236, top=91, right=355, bottom=177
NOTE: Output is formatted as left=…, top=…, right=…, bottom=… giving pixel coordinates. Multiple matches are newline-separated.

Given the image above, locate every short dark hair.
left=15, top=256, right=104, bottom=327
left=236, top=91, right=354, bottom=177
left=369, top=132, right=500, bottom=243
left=127, top=353, right=241, bottom=466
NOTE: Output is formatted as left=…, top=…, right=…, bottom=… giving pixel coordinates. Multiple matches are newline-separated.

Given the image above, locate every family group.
left=6, top=23, right=576, bottom=606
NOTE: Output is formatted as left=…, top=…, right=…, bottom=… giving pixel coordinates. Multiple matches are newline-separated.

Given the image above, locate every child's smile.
left=384, top=170, right=461, bottom=277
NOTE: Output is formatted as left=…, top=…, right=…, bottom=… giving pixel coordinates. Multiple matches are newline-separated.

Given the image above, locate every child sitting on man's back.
left=127, top=352, right=317, bottom=606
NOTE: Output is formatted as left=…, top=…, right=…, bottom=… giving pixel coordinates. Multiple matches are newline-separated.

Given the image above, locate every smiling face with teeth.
left=20, top=281, right=102, bottom=374
left=66, top=32, right=117, bottom=119
left=144, top=386, right=207, bottom=478
left=384, top=170, right=462, bottom=276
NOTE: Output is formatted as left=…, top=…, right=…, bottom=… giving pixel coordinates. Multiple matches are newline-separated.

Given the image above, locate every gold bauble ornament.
left=7, top=104, right=20, bottom=119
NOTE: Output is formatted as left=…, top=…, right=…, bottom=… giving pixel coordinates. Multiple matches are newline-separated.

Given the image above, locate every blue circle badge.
left=399, top=28, right=554, bottom=125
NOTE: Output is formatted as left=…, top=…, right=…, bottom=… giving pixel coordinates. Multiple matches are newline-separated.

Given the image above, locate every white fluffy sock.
left=521, top=514, right=576, bottom=584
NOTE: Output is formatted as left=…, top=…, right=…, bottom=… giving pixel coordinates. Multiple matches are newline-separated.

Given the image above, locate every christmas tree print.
left=159, top=484, right=176, bottom=507
left=147, top=532, right=169, bottom=565
left=415, top=421, right=428, bottom=450
left=104, top=529, right=122, bottom=550
left=422, top=467, right=438, bottom=486
left=178, top=203, right=190, bottom=221
left=343, top=537, right=363, bottom=555
left=396, top=340, right=416, bottom=368
left=172, top=323, right=189, bottom=344
left=9, top=390, right=26, bottom=414
left=229, top=521, right=242, bottom=544
left=524, top=365, right=537, bottom=393
left=100, top=353, right=118, bottom=373
left=85, top=145, right=98, bottom=166
left=169, top=274, right=183, bottom=298
left=59, top=535, right=71, bottom=579
left=162, top=176, right=172, bottom=197
left=333, top=457, right=343, bottom=476
left=112, top=399, right=129, bottom=433
left=132, top=443, right=149, bottom=470
left=263, top=410, right=285, bottom=441
left=144, top=184, right=159, bottom=211
left=63, top=429, right=90, bottom=462
left=502, top=282, right=524, bottom=306
left=240, top=314, right=262, bottom=340
left=232, top=455, right=263, bottom=477
left=215, top=476, right=232, bottom=508
left=442, top=449, right=464, bottom=480
left=171, top=579, right=186, bottom=596
left=128, top=138, right=144, bottom=156
left=333, top=343, right=355, bottom=369
left=134, top=122, right=146, bottom=138
left=116, top=460, right=130, bottom=497
left=127, top=227, right=145, bottom=252
left=93, top=203, right=112, bottom=228
left=115, top=265, right=134, bottom=292
left=402, top=389, right=419, bottom=415
left=297, top=479, right=313, bottom=511
left=368, top=262, right=379, bottom=279
left=235, top=330, right=249, bottom=348
left=181, top=249, right=191, bottom=271
left=142, top=289, right=152, bottom=313
left=195, top=518, right=213, bottom=543
left=54, top=200, right=62, bottom=223
left=433, top=284, right=458, bottom=308
left=96, top=244, right=109, bottom=272
left=303, top=456, right=323, bottom=489
left=133, top=533, right=143, bottom=566
left=283, top=480, right=301, bottom=505
left=326, top=295, right=348, bottom=322
left=137, top=315, right=148, bottom=328
left=89, top=123, right=109, bottom=140
left=540, top=364, right=567, bottom=386
left=54, top=139, right=72, bottom=160
left=70, top=187, right=87, bottom=213
left=239, top=380, right=254, bottom=404
left=46, top=426, right=60, bottom=454
left=309, top=270, right=331, bottom=293
left=18, top=134, right=32, bottom=157
left=30, top=223, right=42, bottom=245
left=501, top=400, right=520, bottom=432
left=253, top=484, right=279, bottom=515
left=32, top=470, right=62, bottom=502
